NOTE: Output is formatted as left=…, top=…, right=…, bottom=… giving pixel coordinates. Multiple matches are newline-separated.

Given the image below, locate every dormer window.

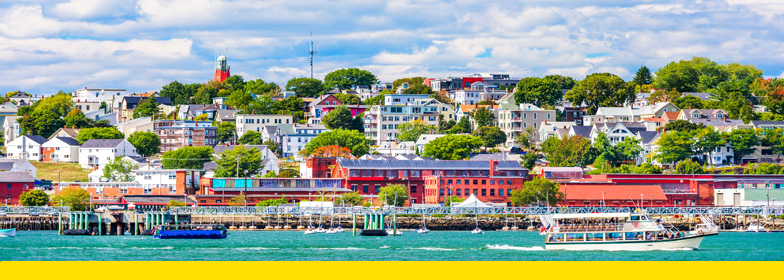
left=717, top=113, right=723, bottom=119
left=692, top=113, right=700, bottom=118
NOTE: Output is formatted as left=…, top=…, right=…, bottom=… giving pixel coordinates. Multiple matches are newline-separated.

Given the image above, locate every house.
left=73, top=88, right=130, bottom=111
left=589, top=122, right=647, bottom=145
left=3, top=115, right=21, bottom=146
left=276, top=123, right=329, bottom=159
left=308, top=94, right=369, bottom=124
left=0, top=102, right=19, bottom=128
left=74, top=101, right=102, bottom=113
left=384, top=94, right=430, bottom=105
left=363, top=99, right=450, bottom=145
left=177, top=104, right=222, bottom=120
left=415, top=134, right=451, bottom=153
left=214, top=109, right=240, bottom=123
left=154, top=120, right=217, bottom=152
left=538, top=121, right=576, bottom=142
left=118, top=96, right=172, bottom=122
left=0, top=171, right=36, bottom=205
left=494, top=103, right=556, bottom=146
left=235, top=114, right=293, bottom=137
left=212, top=145, right=279, bottom=175
left=639, top=102, right=679, bottom=118
left=260, top=125, right=278, bottom=143
left=564, top=107, right=587, bottom=126
left=375, top=141, right=416, bottom=156
left=78, top=139, right=138, bottom=170
left=84, top=110, right=118, bottom=126
left=48, top=127, right=80, bottom=140
left=41, top=137, right=80, bottom=163
left=6, top=135, right=47, bottom=161
left=750, top=121, right=784, bottom=130
left=455, top=103, right=498, bottom=126
left=677, top=109, right=746, bottom=131
left=0, top=159, right=37, bottom=178
left=116, top=117, right=154, bottom=136
left=637, top=131, right=661, bottom=164
left=568, top=126, right=592, bottom=139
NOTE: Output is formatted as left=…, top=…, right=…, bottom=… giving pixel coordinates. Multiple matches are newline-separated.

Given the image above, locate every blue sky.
left=2, top=0, right=784, bottom=94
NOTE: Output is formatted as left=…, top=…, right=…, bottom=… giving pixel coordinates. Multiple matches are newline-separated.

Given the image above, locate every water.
left=1, top=231, right=782, bottom=261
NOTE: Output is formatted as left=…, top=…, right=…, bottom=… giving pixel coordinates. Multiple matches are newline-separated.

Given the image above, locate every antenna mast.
left=309, top=32, right=318, bottom=79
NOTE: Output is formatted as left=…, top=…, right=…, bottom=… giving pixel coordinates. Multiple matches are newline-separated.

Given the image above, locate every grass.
left=29, top=161, right=92, bottom=182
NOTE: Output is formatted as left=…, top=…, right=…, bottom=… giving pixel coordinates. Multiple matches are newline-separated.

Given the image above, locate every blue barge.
left=153, top=224, right=229, bottom=239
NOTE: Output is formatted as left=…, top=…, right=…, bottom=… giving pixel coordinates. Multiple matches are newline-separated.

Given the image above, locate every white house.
left=78, top=139, right=138, bottom=170
left=6, top=135, right=47, bottom=161
left=276, top=123, right=329, bottom=159
left=375, top=141, right=417, bottom=156
left=3, top=116, right=21, bottom=146
left=236, top=114, right=293, bottom=138
left=41, top=137, right=80, bottom=163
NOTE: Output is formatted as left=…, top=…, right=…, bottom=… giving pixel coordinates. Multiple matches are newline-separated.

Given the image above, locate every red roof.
left=663, top=111, right=679, bottom=120
left=560, top=184, right=667, bottom=200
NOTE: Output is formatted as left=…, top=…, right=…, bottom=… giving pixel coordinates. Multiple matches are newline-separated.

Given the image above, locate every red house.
left=309, top=94, right=369, bottom=120
left=0, top=171, right=36, bottom=205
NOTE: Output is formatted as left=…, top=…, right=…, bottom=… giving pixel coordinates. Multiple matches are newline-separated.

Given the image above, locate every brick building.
left=197, top=177, right=347, bottom=205
left=423, top=175, right=527, bottom=205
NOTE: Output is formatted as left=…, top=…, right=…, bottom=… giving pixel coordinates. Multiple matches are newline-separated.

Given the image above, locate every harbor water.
left=1, top=230, right=782, bottom=261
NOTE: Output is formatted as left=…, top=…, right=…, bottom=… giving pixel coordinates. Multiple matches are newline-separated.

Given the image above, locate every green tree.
left=444, top=196, right=464, bottom=207
left=102, top=157, right=138, bottom=182
left=520, top=153, right=537, bottom=169
left=160, top=80, right=199, bottom=105
left=694, top=128, right=726, bottom=165
left=324, top=68, right=378, bottom=90
left=540, top=135, right=595, bottom=167
left=214, top=145, right=262, bottom=177
left=655, top=131, right=696, bottom=163
left=633, top=66, right=653, bottom=85
left=166, top=200, right=185, bottom=208
left=675, top=160, right=705, bottom=174
left=223, top=75, right=246, bottom=92
left=278, top=169, right=300, bottom=178
left=262, top=170, right=277, bottom=178
left=470, top=107, right=494, bottom=128
left=515, top=127, right=538, bottom=151
left=397, top=120, right=436, bottom=142
left=215, top=122, right=236, bottom=143
left=133, top=98, right=160, bottom=119
left=229, top=194, right=247, bottom=206
left=378, top=184, right=408, bottom=207
left=334, top=192, right=363, bottom=206
left=303, top=129, right=370, bottom=157
left=565, top=73, right=636, bottom=115
left=762, top=128, right=784, bottom=161
left=243, top=78, right=279, bottom=96
left=277, top=96, right=305, bottom=113
left=238, top=131, right=264, bottom=145
left=127, top=131, right=161, bottom=157
left=543, top=75, right=577, bottom=90
left=53, top=188, right=90, bottom=211
left=664, top=120, right=706, bottom=132
left=364, top=93, right=385, bottom=106
left=446, top=117, right=472, bottom=134
left=19, top=190, right=49, bottom=206
left=285, top=77, right=326, bottom=97
left=243, top=95, right=279, bottom=114
left=726, top=129, right=760, bottom=164
left=514, top=77, right=562, bottom=107
left=226, top=89, right=254, bottom=111
left=322, top=105, right=355, bottom=130
left=392, top=77, right=427, bottom=92
left=32, top=93, right=74, bottom=117
left=614, top=137, right=643, bottom=165
left=263, top=139, right=280, bottom=157
left=673, top=95, right=704, bottom=110
left=510, top=177, right=563, bottom=206
left=633, top=163, right=663, bottom=174
left=256, top=196, right=288, bottom=207
left=402, top=84, right=434, bottom=95
left=161, top=146, right=213, bottom=169
left=63, top=109, right=91, bottom=128
left=423, top=134, right=482, bottom=160
left=19, top=110, right=64, bottom=137
left=473, top=126, right=507, bottom=148
left=76, top=127, right=124, bottom=144
left=333, top=93, right=362, bottom=105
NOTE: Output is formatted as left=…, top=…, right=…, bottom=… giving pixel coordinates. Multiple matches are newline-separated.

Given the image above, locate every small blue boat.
left=153, top=224, right=228, bottom=239
left=0, top=228, right=16, bottom=237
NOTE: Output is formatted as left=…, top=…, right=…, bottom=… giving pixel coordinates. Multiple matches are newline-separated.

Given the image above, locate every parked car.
left=510, top=147, right=523, bottom=154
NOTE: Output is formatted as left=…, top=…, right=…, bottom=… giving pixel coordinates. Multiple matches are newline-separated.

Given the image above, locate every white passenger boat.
left=539, top=211, right=717, bottom=251
left=746, top=224, right=766, bottom=232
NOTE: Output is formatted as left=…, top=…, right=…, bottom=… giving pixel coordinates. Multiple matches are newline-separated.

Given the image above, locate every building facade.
left=154, top=120, right=217, bottom=152
left=236, top=114, right=293, bottom=137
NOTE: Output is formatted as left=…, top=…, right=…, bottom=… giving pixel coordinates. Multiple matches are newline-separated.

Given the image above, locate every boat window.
left=630, top=215, right=640, bottom=221
left=566, top=233, right=584, bottom=241
left=607, top=232, right=622, bottom=240
left=625, top=232, right=643, bottom=240
left=587, top=233, right=603, bottom=241
left=548, top=234, right=565, bottom=242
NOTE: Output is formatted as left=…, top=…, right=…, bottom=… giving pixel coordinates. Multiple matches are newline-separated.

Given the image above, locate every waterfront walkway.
left=3, top=206, right=783, bottom=216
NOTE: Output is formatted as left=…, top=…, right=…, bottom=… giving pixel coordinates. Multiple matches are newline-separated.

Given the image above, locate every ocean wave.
left=237, top=247, right=280, bottom=250
left=486, top=245, right=545, bottom=251
left=380, top=246, right=390, bottom=249
left=407, top=247, right=458, bottom=251
left=312, top=247, right=367, bottom=250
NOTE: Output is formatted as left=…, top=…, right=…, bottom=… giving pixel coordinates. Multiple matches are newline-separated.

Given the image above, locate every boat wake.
left=407, top=247, right=458, bottom=251
left=486, top=245, right=545, bottom=251
left=237, top=247, right=280, bottom=250
left=379, top=245, right=390, bottom=249
left=313, top=247, right=367, bottom=250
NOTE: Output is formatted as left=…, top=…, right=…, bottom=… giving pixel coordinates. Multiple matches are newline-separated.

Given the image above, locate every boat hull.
left=360, top=229, right=388, bottom=236
left=0, top=228, right=16, bottom=237
left=545, top=234, right=714, bottom=251
left=153, top=230, right=228, bottom=239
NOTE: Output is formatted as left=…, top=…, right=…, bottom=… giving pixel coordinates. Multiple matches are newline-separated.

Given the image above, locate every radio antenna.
left=308, top=32, right=318, bottom=79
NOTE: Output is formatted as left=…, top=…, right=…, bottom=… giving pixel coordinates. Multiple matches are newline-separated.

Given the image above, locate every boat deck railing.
left=554, top=223, right=625, bottom=232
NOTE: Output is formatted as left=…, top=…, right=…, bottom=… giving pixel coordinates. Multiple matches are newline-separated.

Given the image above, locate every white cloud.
left=51, top=0, right=136, bottom=20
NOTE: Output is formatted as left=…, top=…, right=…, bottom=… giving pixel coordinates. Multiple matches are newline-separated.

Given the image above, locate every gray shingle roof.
left=750, top=121, right=784, bottom=127
left=55, top=137, right=80, bottom=146
left=25, top=135, right=48, bottom=145
left=637, top=131, right=659, bottom=145
left=470, top=152, right=508, bottom=161
left=0, top=171, right=35, bottom=182
left=570, top=126, right=592, bottom=138
left=81, top=139, right=125, bottom=148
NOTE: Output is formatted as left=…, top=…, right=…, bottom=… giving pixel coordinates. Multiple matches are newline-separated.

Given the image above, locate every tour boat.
left=539, top=211, right=718, bottom=251
left=746, top=224, right=766, bottom=232
left=153, top=224, right=228, bottom=239
left=0, top=228, right=16, bottom=237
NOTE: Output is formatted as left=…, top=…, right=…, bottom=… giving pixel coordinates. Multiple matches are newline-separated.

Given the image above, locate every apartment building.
left=364, top=99, right=452, bottom=145
left=494, top=103, right=556, bottom=146
left=154, top=120, right=217, bottom=152
left=235, top=114, right=293, bottom=137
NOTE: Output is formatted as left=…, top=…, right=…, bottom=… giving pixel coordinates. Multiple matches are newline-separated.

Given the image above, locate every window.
left=464, top=180, right=469, bottom=185
left=363, top=185, right=369, bottom=193
left=374, top=185, right=380, bottom=193
left=351, top=185, right=357, bottom=192
left=490, top=180, right=495, bottom=185
left=481, top=180, right=486, bottom=184
left=507, top=189, right=512, bottom=196
left=499, top=180, right=504, bottom=185
left=439, top=189, right=444, bottom=195
left=499, top=189, right=504, bottom=196
left=473, top=189, right=478, bottom=195
left=490, top=189, right=495, bottom=196
left=464, top=188, right=469, bottom=195
left=507, top=180, right=512, bottom=185
left=473, top=180, right=478, bottom=185
left=456, top=180, right=461, bottom=185
left=481, top=189, right=486, bottom=196
left=457, top=189, right=462, bottom=196
left=200, top=200, right=207, bottom=203
left=6, top=183, right=11, bottom=189
left=216, top=200, right=222, bottom=204
left=411, top=185, right=417, bottom=193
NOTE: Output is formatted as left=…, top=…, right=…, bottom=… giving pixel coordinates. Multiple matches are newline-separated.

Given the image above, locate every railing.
left=0, top=206, right=71, bottom=214
left=554, top=223, right=625, bottom=232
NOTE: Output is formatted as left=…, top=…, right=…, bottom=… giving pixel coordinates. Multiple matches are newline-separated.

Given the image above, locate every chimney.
left=544, top=120, right=547, bottom=125
left=689, top=106, right=692, bottom=109
left=723, top=115, right=727, bottom=122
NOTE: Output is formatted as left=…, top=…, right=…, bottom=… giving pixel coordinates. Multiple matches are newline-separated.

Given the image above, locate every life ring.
left=698, top=230, right=703, bottom=235
left=633, top=222, right=639, bottom=227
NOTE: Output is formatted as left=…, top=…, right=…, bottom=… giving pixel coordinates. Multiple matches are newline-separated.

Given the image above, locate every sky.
left=2, top=0, right=784, bottom=95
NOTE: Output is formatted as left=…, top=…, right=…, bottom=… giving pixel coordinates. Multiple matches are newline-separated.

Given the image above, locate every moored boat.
left=0, top=228, right=16, bottom=237
left=153, top=224, right=228, bottom=239
left=540, top=211, right=717, bottom=251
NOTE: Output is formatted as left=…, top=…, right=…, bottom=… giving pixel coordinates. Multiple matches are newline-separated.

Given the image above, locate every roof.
left=750, top=120, right=784, bottom=127
left=596, top=107, right=633, bottom=116
left=203, top=161, right=218, bottom=171
left=24, top=135, right=48, bottom=145
left=452, top=194, right=492, bottom=208
left=662, top=111, right=679, bottom=120
left=459, top=104, right=498, bottom=112
left=122, top=195, right=195, bottom=205
left=637, top=131, right=659, bottom=145
left=53, top=137, right=80, bottom=146
left=0, top=171, right=35, bottom=182
left=469, top=152, right=508, bottom=161
left=337, top=159, right=525, bottom=171
left=122, top=96, right=172, bottom=108
left=683, top=92, right=712, bottom=101
left=80, top=139, right=125, bottom=148
left=570, top=126, right=592, bottom=138
left=558, top=184, right=667, bottom=201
